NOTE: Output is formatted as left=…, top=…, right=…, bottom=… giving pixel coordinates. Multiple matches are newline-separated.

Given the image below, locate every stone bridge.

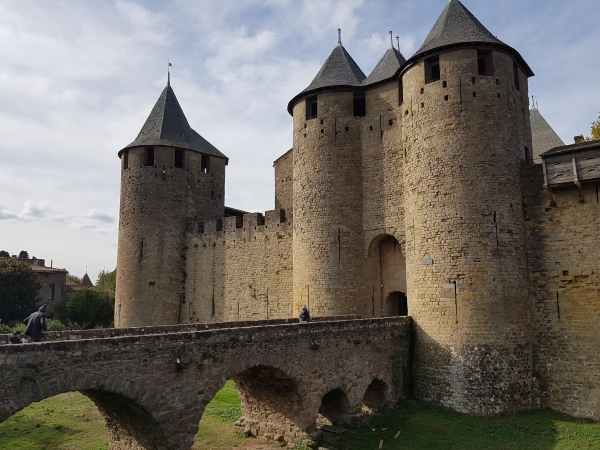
left=0, top=317, right=411, bottom=449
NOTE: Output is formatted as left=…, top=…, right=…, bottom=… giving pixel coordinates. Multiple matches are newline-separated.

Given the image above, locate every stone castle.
left=115, top=0, right=600, bottom=422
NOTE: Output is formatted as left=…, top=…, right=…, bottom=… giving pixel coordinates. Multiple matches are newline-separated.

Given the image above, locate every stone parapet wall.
left=185, top=209, right=293, bottom=323
left=522, top=165, right=600, bottom=421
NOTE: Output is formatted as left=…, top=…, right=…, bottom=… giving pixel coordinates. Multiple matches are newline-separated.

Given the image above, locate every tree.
left=95, top=267, right=116, bottom=299
left=590, top=112, right=600, bottom=141
left=0, top=259, right=41, bottom=323
left=54, top=289, right=114, bottom=329
left=66, top=274, right=82, bottom=285
left=18, top=250, right=29, bottom=259
left=0, top=250, right=9, bottom=257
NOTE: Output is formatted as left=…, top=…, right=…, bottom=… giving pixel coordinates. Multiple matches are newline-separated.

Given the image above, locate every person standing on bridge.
left=23, top=304, right=47, bottom=342
left=299, top=304, right=311, bottom=323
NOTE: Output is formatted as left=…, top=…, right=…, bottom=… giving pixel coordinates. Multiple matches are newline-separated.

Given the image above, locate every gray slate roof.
left=530, top=108, right=565, bottom=159
left=120, top=84, right=227, bottom=160
left=300, top=45, right=366, bottom=94
left=363, top=47, right=406, bottom=86
left=407, top=0, right=533, bottom=77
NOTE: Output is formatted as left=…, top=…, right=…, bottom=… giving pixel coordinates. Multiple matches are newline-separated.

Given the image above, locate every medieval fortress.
left=115, top=0, right=600, bottom=422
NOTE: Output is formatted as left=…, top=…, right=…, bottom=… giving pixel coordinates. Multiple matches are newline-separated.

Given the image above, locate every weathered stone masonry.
left=0, top=317, right=411, bottom=450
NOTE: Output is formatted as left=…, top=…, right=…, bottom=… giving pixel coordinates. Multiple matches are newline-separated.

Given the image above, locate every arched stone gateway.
left=0, top=317, right=412, bottom=449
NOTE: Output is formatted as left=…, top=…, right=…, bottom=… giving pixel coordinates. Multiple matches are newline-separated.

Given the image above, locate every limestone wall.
left=401, top=48, right=534, bottom=414
left=274, top=149, right=293, bottom=212
left=116, top=146, right=226, bottom=327
left=522, top=165, right=600, bottom=420
left=185, top=210, right=293, bottom=323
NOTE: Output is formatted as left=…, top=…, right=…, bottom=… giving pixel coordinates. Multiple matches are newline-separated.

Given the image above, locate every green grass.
left=331, top=401, right=600, bottom=450
left=0, top=384, right=599, bottom=450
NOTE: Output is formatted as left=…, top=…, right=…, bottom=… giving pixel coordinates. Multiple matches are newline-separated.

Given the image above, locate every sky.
left=0, top=0, right=598, bottom=280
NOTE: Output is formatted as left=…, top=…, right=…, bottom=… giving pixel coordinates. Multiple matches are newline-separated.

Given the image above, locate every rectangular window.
left=477, top=50, right=493, bottom=76
left=145, top=147, right=154, bottom=166
left=174, top=149, right=184, bottom=168
left=201, top=154, right=210, bottom=173
left=123, top=150, right=129, bottom=170
left=424, top=56, right=440, bottom=84
left=524, top=146, right=533, bottom=166
left=513, top=62, right=520, bottom=91
left=353, top=93, right=366, bottom=117
left=48, top=284, right=55, bottom=300
left=306, top=96, right=318, bottom=120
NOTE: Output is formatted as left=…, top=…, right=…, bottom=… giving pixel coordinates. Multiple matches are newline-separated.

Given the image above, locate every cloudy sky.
left=0, top=0, right=598, bottom=280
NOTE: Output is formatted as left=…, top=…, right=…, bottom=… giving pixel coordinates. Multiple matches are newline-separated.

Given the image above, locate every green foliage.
left=203, top=380, right=242, bottom=422
left=46, top=319, right=67, bottom=331
left=590, top=112, right=600, bottom=141
left=66, top=274, right=82, bottom=285
left=0, top=320, right=12, bottom=333
left=54, top=289, right=113, bottom=329
left=11, top=323, right=26, bottom=333
left=0, top=259, right=41, bottom=323
left=0, top=250, right=9, bottom=257
left=18, top=250, right=29, bottom=259
left=94, top=268, right=116, bottom=300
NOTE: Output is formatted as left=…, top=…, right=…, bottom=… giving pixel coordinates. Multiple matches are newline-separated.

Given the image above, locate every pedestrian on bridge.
left=23, top=304, right=47, bottom=342
left=299, top=304, right=311, bottom=323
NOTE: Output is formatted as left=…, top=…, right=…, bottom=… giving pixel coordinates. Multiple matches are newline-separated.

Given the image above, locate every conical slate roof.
left=81, top=273, right=94, bottom=287
left=120, top=84, right=227, bottom=160
left=531, top=107, right=564, bottom=159
left=288, top=44, right=366, bottom=114
left=363, top=46, right=406, bottom=86
left=407, top=0, right=533, bottom=77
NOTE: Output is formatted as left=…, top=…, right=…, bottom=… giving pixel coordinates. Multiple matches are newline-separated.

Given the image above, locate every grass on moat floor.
left=0, top=381, right=599, bottom=449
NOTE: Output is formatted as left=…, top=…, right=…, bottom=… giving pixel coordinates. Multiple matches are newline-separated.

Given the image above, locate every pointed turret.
left=530, top=106, right=565, bottom=159
left=119, top=84, right=227, bottom=161
left=405, top=0, right=533, bottom=76
left=363, top=46, right=406, bottom=86
left=287, top=43, right=366, bottom=114
left=81, top=272, right=94, bottom=287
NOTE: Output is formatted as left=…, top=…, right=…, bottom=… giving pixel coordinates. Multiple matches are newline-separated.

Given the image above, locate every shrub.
left=54, top=289, right=114, bottom=329
left=46, top=319, right=67, bottom=331
left=0, top=259, right=41, bottom=323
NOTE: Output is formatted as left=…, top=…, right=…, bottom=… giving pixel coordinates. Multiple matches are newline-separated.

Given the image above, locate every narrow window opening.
left=496, top=78, right=500, bottom=86
left=369, top=125, right=373, bottom=131
left=477, top=50, right=493, bottom=76
left=388, top=120, right=393, bottom=126
left=524, top=146, right=533, bottom=166
left=211, top=190, right=214, bottom=198
left=216, top=218, right=223, bottom=231
left=345, top=126, right=349, bottom=132
left=201, top=155, right=210, bottom=173
left=353, top=93, right=366, bottom=117
left=444, top=95, right=449, bottom=101
left=174, top=149, right=184, bottom=168
left=123, top=150, right=129, bottom=170
left=320, top=129, right=324, bottom=133
left=421, top=102, right=424, bottom=108
left=306, top=95, right=318, bottom=120
left=420, top=88, right=424, bottom=94
left=320, top=119, right=324, bottom=125
left=149, top=281, right=155, bottom=287
left=48, top=284, right=55, bottom=300
left=513, top=62, right=520, bottom=91
left=144, top=147, right=154, bottom=166
left=424, top=56, right=440, bottom=83
left=473, top=92, right=477, bottom=97
left=472, top=77, right=476, bottom=84
left=139, top=239, right=144, bottom=262
left=198, top=222, right=204, bottom=234
left=556, top=292, right=561, bottom=320
left=442, top=81, right=447, bottom=88
left=497, top=93, right=501, bottom=99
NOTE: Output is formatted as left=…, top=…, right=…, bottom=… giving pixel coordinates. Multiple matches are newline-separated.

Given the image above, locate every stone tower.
left=400, top=0, right=535, bottom=413
left=288, top=37, right=367, bottom=316
left=115, top=81, right=228, bottom=327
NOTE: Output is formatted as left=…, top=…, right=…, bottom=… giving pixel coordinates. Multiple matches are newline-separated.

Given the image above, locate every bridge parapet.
left=0, top=317, right=411, bottom=449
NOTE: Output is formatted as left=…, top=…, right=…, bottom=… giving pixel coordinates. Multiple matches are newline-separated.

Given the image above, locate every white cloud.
left=21, top=200, right=49, bottom=218
left=0, top=204, right=19, bottom=220
left=84, top=209, right=115, bottom=224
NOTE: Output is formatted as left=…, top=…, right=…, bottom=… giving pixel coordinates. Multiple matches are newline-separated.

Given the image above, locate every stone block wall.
left=274, top=149, right=293, bottom=212
left=522, top=165, right=600, bottom=420
left=185, top=210, right=293, bottom=323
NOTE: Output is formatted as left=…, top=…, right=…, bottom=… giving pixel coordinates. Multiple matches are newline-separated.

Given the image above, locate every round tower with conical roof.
left=401, top=0, right=534, bottom=413
left=287, top=35, right=367, bottom=316
left=115, top=81, right=228, bottom=327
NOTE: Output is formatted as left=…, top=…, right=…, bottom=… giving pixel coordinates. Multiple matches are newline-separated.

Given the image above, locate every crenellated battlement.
left=192, top=209, right=291, bottom=238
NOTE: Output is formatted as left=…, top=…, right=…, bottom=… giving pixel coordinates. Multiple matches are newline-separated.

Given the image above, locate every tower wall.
left=292, top=92, right=365, bottom=316
left=402, top=49, right=534, bottom=413
left=115, top=146, right=225, bottom=327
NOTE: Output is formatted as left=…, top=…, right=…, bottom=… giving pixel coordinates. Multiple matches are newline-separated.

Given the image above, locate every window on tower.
left=513, top=62, right=521, bottom=91
left=144, top=147, right=154, bottom=166
left=353, top=93, right=366, bottom=117
left=122, top=150, right=129, bottom=170
left=306, top=96, right=318, bottom=120
left=201, top=154, right=210, bottom=173
left=174, top=149, right=184, bottom=168
left=424, top=56, right=440, bottom=84
left=477, top=50, right=493, bottom=76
